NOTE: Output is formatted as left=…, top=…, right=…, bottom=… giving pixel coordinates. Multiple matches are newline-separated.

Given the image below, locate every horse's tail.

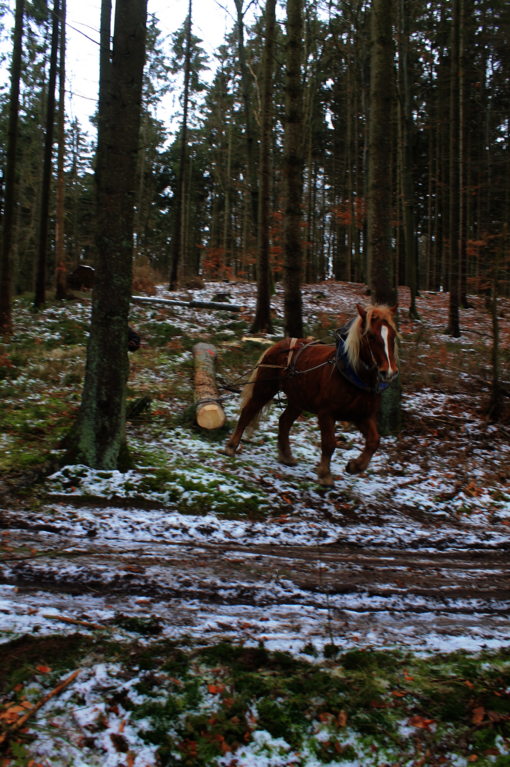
left=240, top=349, right=273, bottom=438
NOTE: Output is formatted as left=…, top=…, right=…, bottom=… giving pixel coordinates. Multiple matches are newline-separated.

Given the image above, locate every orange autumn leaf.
left=0, top=703, right=30, bottom=724
left=208, top=685, right=218, bottom=694
left=337, top=710, right=348, bottom=727
left=36, top=665, right=51, bottom=674
left=464, top=680, right=474, bottom=688
left=408, top=715, right=435, bottom=731
left=472, top=707, right=485, bottom=724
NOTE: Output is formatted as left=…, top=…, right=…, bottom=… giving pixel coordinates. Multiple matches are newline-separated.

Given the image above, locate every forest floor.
left=1, top=280, right=510, bottom=766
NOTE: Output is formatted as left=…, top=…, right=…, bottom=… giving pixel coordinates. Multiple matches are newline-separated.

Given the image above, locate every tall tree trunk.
left=0, top=0, right=24, bottom=334
left=55, top=0, right=67, bottom=300
left=233, top=0, right=259, bottom=231
left=71, top=122, right=81, bottom=267
left=459, top=0, right=469, bottom=307
left=488, top=225, right=506, bottom=418
left=222, top=116, right=232, bottom=259
left=346, top=27, right=353, bottom=282
left=447, top=0, right=461, bottom=336
left=96, top=0, right=112, bottom=215
left=251, top=0, right=275, bottom=333
left=169, top=0, right=192, bottom=290
left=67, top=0, right=147, bottom=469
left=398, top=0, right=418, bottom=317
left=34, top=0, right=60, bottom=309
left=426, top=115, right=434, bottom=291
left=368, top=0, right=401, bottom=435
left=283, top=0, right=304, bottom=338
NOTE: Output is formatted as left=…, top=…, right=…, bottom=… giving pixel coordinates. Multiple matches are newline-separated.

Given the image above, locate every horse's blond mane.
left=343, top=305, right=399, bottom=369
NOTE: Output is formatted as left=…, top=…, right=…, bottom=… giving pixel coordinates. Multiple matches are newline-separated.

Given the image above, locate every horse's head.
left=356, top=304, right=399, bottom=382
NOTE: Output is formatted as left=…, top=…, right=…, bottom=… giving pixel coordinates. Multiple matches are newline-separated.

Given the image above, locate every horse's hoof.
left=345, top=460, right=358, bottom=475
left=220, top=446, right=236, bottom=457
left=318, top=475, right=335, bottom=487
left=278, top=455, right=298, bottom=467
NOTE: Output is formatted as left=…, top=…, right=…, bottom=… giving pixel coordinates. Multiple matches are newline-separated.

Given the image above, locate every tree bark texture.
left=283, top=0, right=304, bottom=338
left=193, top=343, right=226, bottom=430
left=34, top=0, right=60, bottom=309
left=55, top=0, right=67, bottom=300
left=169, top=0, right=192, bottom=290
left=398, top=0, right=418, bottom=317
left=368, top=0, right=401, bottom=435
left=251, top=0, right=276, bottom=333
left=69, top=0, right=147, bottom=469
left=96, top=0, right=112, bottom=213
left=234, top=0, right=259, bottom=230
left=447, top=0, right=461, bottom=336
left=459, top=0, right=469, bottom=307
left=368, top=0, right=395, bottom=307
left=0, top=0, right=24, bottom=334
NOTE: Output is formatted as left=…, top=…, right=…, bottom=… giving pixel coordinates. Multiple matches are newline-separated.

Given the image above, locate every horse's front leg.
left=224, top=381, right=278, bottom=456
left=277, top=403, right=302, bottom=465
left=345, top=416, right=380, bottom=474
left=317, top=413, right=337, bottom=487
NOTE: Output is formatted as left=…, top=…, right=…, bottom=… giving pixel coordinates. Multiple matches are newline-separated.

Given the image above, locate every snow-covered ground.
left=2, top=280, right=510, bottom=652
left=1, top=281, right=510, bottom=766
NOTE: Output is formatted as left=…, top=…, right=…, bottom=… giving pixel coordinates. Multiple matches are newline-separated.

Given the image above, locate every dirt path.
left=2, top=513, right=509, bottom=654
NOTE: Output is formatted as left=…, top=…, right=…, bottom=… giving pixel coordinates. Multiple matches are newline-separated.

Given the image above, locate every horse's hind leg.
left=317, top=413, right=337, bottom=486
left=224, top=382, right=277, bottom=456
left=345, top=416, right=380, bottom=474
left=277, top=403, right=302, bottom=466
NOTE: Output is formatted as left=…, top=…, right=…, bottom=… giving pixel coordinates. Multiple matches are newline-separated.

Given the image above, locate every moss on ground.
left=2, top=634, right=510, bottom=766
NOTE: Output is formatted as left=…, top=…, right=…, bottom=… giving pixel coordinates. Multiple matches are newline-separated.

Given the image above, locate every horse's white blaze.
left=380, top=325, right=395, bottom=374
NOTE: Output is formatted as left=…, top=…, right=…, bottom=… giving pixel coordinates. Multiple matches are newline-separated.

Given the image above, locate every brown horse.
left=224, top=304, right=399, bottom=486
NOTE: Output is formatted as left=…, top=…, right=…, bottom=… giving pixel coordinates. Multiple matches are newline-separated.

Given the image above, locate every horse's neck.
left=358, top=340, right=377, bottom=380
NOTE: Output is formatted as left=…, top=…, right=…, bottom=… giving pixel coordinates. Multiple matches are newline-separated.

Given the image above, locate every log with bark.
left=193, top=343, right=226, bottom=430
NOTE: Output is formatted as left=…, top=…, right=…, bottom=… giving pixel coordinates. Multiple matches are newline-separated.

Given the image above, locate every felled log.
left=131, top=296, right=243, bottom=312
left=193, top=343, right=226, bottom=430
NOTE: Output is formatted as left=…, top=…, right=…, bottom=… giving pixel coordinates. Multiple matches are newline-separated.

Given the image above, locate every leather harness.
left=254, top=322, right=395, bottom=397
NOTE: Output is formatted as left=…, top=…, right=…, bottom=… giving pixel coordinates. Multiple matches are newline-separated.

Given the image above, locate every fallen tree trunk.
left=193, top=343, right=226, bottom=430
left=131, top=296, right=243, bottom=312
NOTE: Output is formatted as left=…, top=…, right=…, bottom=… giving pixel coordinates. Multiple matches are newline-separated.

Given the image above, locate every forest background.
left=0, top=0, right=508, bottom=311
left=0, top=0, right=509, bottom=469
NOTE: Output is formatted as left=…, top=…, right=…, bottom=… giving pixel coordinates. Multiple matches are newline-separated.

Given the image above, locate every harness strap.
left=289, top=338, right=323, bottom=371
left=287, top=337, right=298, bottom=367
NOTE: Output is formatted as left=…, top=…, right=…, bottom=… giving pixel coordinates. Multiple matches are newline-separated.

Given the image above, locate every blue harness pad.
left=336, top=340, right=391, bottom=395
left=333, top=319, right=393, bottom=396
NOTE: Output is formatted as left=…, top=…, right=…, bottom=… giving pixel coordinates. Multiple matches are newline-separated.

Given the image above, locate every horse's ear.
left=356, top=304, right=367, bottom=321
left=390, top=303, right=398, bottom=315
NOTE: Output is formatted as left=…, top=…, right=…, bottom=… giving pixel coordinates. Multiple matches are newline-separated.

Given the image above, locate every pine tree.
left=251, top=0, right=276, bottom=333
left=368, top=0, right=401, bottom=435
left=67, top=0, right=148, bottom=469
left=283, top=0, right=304, bottom=338
left=55, top=0, right=66, bottom=300
left=0, top=0, right=25, bottom=334
left=34, top=0, right=60, bottom=309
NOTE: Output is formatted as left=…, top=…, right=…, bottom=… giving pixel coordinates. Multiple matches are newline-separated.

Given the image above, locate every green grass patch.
left=3, top=637, right=510, bottom=765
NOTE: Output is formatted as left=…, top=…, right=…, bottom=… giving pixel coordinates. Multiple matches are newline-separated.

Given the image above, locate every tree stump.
left=193, top=343, right=226, bottom=429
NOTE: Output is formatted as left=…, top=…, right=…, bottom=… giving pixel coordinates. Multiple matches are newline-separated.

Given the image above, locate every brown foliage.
left=132, top=260, right=156, bottom=295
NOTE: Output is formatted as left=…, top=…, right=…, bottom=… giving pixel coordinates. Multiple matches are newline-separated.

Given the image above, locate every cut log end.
left=193, top=341, right=226, bottom=430
left=196, top=403, right=226, bottom=430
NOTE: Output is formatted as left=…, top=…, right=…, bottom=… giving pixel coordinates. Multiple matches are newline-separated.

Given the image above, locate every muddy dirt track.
left=2, top=506, right=510, bottom=653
